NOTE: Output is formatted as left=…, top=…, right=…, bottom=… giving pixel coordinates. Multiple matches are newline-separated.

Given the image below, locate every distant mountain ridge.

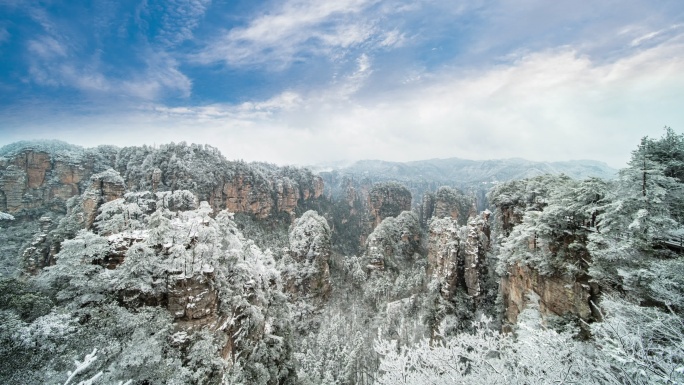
left=314, top=157, right=617, bottom=211
left=315, top=157, right=617, bottom=185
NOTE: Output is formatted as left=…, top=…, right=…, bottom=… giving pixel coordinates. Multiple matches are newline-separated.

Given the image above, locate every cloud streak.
left=194, top=0, right=407, bottom=67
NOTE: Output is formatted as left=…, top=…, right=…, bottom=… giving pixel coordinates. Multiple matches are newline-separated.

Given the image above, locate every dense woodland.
left=0, top=128, right=683, bottom=384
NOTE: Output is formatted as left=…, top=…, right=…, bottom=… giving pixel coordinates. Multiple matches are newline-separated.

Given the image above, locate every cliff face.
left=421, top=187, right=475, bottom=226
left=82, top=170, right=127, bottom=229
left=426, top=217, right=461, bottom=299
left=364, top=211, right=422, bottom=272
left=0, top=143, right=324, bottom=221
left=501, top=264, right=597, bottom=325
left=368, top=182, right=412, bottom=228
left=0, top=149, right=100, bottom=214
left=464, top=211, right=490, bottom=299
left=490, top=180, right=598, bottom=326
left=283, top=210, right=332, bottom=302
left=168, top=273, right=222, bottom=333
left=426, top=211, right=491, bottom=302
left=214, top=171, right=324, bottom=219
left=0, top=142, right=326, bottom=282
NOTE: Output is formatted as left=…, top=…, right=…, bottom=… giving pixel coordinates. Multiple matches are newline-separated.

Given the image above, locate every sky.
left=0, top=0, right=683, bottom=168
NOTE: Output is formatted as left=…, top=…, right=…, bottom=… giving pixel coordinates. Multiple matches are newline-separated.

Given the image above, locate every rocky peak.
left=426, top=217, right=461, bottom=299
left=368, top=182, right=412, bottom=229
left=426, top=211, right=491, bottom=302
left=82, top=169, right=126, bottom=229
left=364, top=211, right=422, bottom=273
left=463, top=212, right=490, bottom=300
left=0, top=144, right=107, bottom=215
left=420, top=186, right=475, bottom=226
left=283, top=210, right=332, bottom=302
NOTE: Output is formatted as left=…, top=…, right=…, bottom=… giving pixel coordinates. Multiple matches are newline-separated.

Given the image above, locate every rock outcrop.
left=421, top=187, right=475, bottom=226
left=463, top=211, right=490, bottom=299
left=501, top=264, right=598, bottom=325
left=368, top=182, right=412, bottom=228
left=426, top=217, right=461, bottom=298
left=82, top=169, right=126, bottom=229
left=0, top=142, right=325, bottom=221
left=283, top=210, right=332, bottom=301
left=426, top=211, right=491, bottom=301
left=489, top=177, right=598, bottom=326
left=364, top=211, right=422, bottom=272
left=213, top=172, right=324, bottom=219
left=0, top=149, right=98, bottom=214
left=21, top=216, right=57, bottom=274
left=168, top=273, right=221, bottom=332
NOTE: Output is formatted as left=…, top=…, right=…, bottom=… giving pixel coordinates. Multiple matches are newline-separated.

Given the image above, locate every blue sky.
left=1, top=0, right=683, bottom=167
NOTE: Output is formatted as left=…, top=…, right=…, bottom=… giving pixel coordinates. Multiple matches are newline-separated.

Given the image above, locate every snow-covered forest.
left=1, top=129, right=683, bottom=384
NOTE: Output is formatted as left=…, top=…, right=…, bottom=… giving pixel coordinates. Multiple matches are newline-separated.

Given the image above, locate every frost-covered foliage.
left=591, top=296, right=684, bottom=384
left=0, top=211, right=15, bottom=221
left=376, top=291, right=684, bottom=385
left=2, top=132, right=683, bottom=385
left=375, top=314, right=608, bottom=385
left=281, top=210, right=332, bottom=300
left=0, top=139, right=86, bottom=160
left=113, top=142, right=320, bottom=213
left=94, top=198, right=145, bottom=235
left=368, top=182, right=413, bottom=222
left=432, top=186, right=474, bottom=224
left=364, top=211, right=422, bottom=273
left=295, top=311, right=370, bottom=385
left=288, top=210, right=332, bottom=260
left=585, top=130, right=684, bottom=300
left=114, top=142, right=230, bottom=194
left=1, top=190, right=297, bottom=385
left=488, top=164, right=677, bottom=277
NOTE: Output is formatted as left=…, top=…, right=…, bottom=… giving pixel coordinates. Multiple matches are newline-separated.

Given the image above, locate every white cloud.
left=4, top=0, right=684, bottom=169
left=15, top=35, right=680, bottom=168
left=25, top=28, right=191, bottom=100
left=159, top=37, right=684, bottom=166
left=27, top=35, right=66, bottom=58
left=378, top=30, right=404, bottom=48
left=630, top=23, right=683, bottom=47
left=0, top=26, right=9, bottom=44
left=194, top=0, right=407, bottom=67
left=149, top=0, right=212, bottom=47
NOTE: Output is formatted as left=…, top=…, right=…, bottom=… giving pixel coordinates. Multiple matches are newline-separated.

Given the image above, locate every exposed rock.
left=419, top=193, right=435, bottom=227
left=283, top=210, right=332, bottom=301
left=275, top=178, right=300, bottom=215
left=497, top=204, right=524, bottom=236
left=420, top=186, right=475, bottom=226
left=0, top=148, right=103, bottom=215
left=21, top=216, right=56, bottom=275
left=364, top=211, right=422, bottom=272
left=12, top=151, right=51, bottom=189
left=501, top=264, right=597, bottom=325
left=426, top=211, right=491, bottom=301
left=464, top=211, right=490, bottom=299
left=214, top=172, right=324, bottom=219
left=168, top=274, right=220, bottom=332
left=0, top=143, right=324, bottom=222
left=426, top=217, right=461, bottom=299
left=82, top=170, right=126, bottom=229
left=368, top=182, right=412, bottom=228
left=0, top=165, right=27, bottom=213
left=219, top=173, right=274, bottom=219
